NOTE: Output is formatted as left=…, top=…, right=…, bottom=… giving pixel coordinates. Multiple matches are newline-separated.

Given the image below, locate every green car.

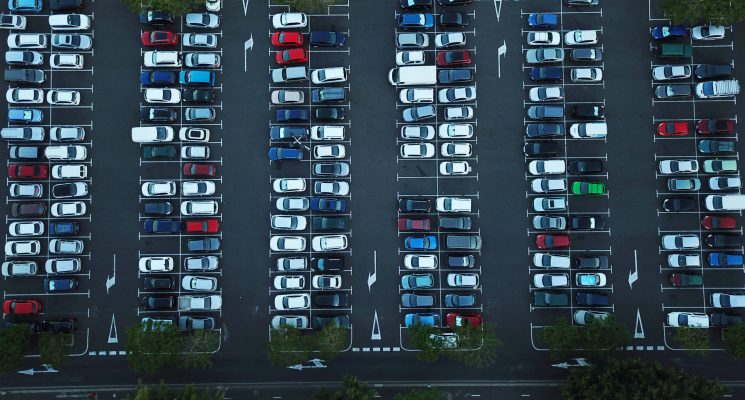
left=143, top=145, right=177, bottom=159
left=571, top=181, right=606, bottom=195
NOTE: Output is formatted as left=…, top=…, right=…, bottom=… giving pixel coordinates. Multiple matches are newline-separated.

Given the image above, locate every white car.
left=271, top=215, right=308, bottom=231
left=400, top=143, right=435, bottom=158
left=711, top=293, right=745, bottom=308
left=143, top=51, right=182, bottom=68
left=185, top=52, right=220, bottom=68
left=440, top=161, right=471, bottom=175
left=438, top=124, right=473, bottom=139
left=47, top=90, right=80, bottom=105
left=436, top=197, right=471, bottom=212
left=667, top=312, right=709, bottom=328
left=311, top=67, right=347, bottom=84
left=404, top=254, right=438, bottom=269
left=311, top=126, right=345, bottom=140
left=183, top=33, right=217, bottom=48
left=51, top=53, right=84, bottom=69
left=438, top=87, right=476, bottom=103
left=6, top=88, right=43, bottom=104
left=444, top=106, right=473, bottom=121
left=570, top=67, right=603, bottom=82
left=271, top=315, right=308, bottom=329
left=314, top=144, right=346, bottom=159
left=51, top=201, right=86, bottom=217
left=399, top=88, right=434, bottom=104
left=529, top=86, right=564, bottom=102
left=1, top=261, right=37, bottom=277
left=182, top=275, right=218, bottom=291
left=45, top=145, right=86, bottom=160
left=277, top=257, right=308, bottom=271
left=44, top=258, right=80, bottom=273
left=533, top=273, right=569, bottom=288
left=206, top=0, right=222, bottom=11
left=312, top=235, right=348, bottom=252
left=312, top=275, right=342, bottom=289
left=184, top=256, right=219, bottom=271
left=569, top=122, right=607, bottom=139
left=9, top=183, right=42, bottom=198
left=692, top=25, right=725, bottom=40
left=532, top=253, right=571, bottom=268
left=271, top=89, right=304, bottom=105
left=659, top=160, right=699, bottom=174
left=396, top=50, right=425, bottom=66
left=527, top=31, right=560, bottom=46
left=182, top=180, right=215, bottom=196
left=142, top=181, right=176, bottom=197
left=533, top=197, right=566, bottom=212
left=276, top=197, right=310, bottom=212
left=273, top=178, right=306, bottom=193
left=139, top=256, right=174, bottom=272
left=314, top=181, right=349, bottom=196
left=531, top=178, right=566, bottom=193
left=52, top=164, right=87, bottom=179
left=564, top=30, right=598, bottom=45
left=0, top=14, right=26, bottom=30
left=5, top=240, right=40, bottom=256
left=181, top=200, right=218, bottom=216
left=661, top=234, right=700, bottom=250
left=274, top=294, right=310, bottom=310
left=440, top=142, right=472, bottom=157
left=144, top=89, right=181, bottom=104
left=51, top=33, right=92, bottom=50
left=9, top=221, right=44, bottom=237
left=401, top=125, right=435, bottom=140
left=7, top=34, right=46, bottom=49
left=668, top=253, right=701, bottom=268
left=272, top=13, right=307, bottom=29
left=179, top=127, right=210, bottom=142
left=273, top=275, right=305, bottom=290
left=435, top=32, right=466, bottom=48
left=529, top=160, right=566, bottom=175
left=652, top=65, right=691, bottom=81
left=49, top=239, right=84, bottom=254
left=709, top=176, right=741, bottom=191
left=185, top=13, right=220, bottom=28
left=182, top=145, right=210, bottom=159
left=48, top=14, right=91, bottom=30
left=270, top=236, right=306, bottom=252
left=447, top=273, right=479, bottom=288
left=51, top=126, right=85, bottom=141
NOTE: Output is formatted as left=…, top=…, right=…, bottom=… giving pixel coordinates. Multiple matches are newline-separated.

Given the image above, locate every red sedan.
left=183, top=163, right=217, bottom=177
left=436, top=50, right=471, bottom=66
left=697, top=119, right=735, bottom=135
left=702, top=215, right=737, bottom=230
left=446, top=313, right=482, bottom=328
left=536, top=234, right=570, bottom=249
left=3, top=299, right=41, bottom=316
left=271, top=32, right=304, bottom=47
left=8, top=164, right=48, bottom=179
left=397, top=218, right=431, bottom=231
left=657, top=121, right=688, bottom=137
left=185, top=219, right=220, bottom=234
left=275, top=48, right=308, bottom=65
left=141, top=31, right=178, bottom=46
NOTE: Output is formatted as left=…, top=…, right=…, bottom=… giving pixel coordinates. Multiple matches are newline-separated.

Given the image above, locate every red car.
left=697, top=119, right=735, bottom=135
left=271, top=32, right=304, bottom=47
left=183, top=163, right=217, bottom=177
left=657, top=121, right=688, bottom=137
left=446, top=313, right=482, bottom=328
left=141, top=31, right=178, bottom=46
left=3, top=299, right=41, bottom=316
left=702, top=215, right=737, bottom=230
left=185, top=219, right=220, bottom=234
left=8, top=164, right=48, bottom=179
left=536, top=234, right=570, bottom=249
left=436, top=50, right=471, bottom=66
left=275, top=48, right=308, bottom=65
left=397, top=218, right=431, bottom=231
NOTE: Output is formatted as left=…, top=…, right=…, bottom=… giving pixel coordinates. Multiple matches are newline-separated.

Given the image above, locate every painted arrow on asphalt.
left=367, top=251, right=377, bottom=291
left=628, top=250, right=638, bottom=289
left=497, top=41, right=506, bottom=78
left=18, top=364, right=58, bottom=376
left=288, top=358, right=327, bottom=371
left=244, top=35, right=254, bottom=72
left=493, top=0, right=502, bottom=22
left=243, top=0, right=250, bottom=16
left=552, top=358, right=590, bottom=369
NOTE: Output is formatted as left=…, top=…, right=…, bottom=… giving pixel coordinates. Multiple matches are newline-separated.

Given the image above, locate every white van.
left=311, top=126, right=344, bottom=140
left=569, top=122, right=607, bottom=138
left=131, top=126, right=174, bottom=143
left=52, top=164, right=87, bottom=179
left=705, top=194, right=745, bottom=211
left=388, top=65, right=437, bottom=86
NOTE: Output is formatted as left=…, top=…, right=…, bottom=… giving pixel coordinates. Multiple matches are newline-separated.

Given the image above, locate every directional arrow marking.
left=243, top=0, right=250, bottom=16
left=244, top=35, right=254, bottom=72
left=105, top=253, right=116, bottom=294
left=18, top=364, right=58, bottom=376
left=493, top=0, right=502, bottom=22
left=497, top=41, right=507, bottom=78
left=288, top=359, right=327, bottom=370
left=108, top=314, right=118, bottom=344
left=367, top=250, right=377, bottom=291
left=371, top=310, right=381, bottom=340
left=634, top=308, right=645, bottom=339
left=552, top=358, right=590, bottom=369
left=628, top=250, right=638, bottom=289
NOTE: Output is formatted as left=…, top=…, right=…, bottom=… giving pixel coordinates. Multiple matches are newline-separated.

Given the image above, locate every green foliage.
left=408, top=324, right=444, bottom=362
left=267, top=325, right=311, bottom=367
left=39, top=332, right=69, bottom=369
left=0, top=324, right=32, bottom=373
left=121, top=0, right=200, bottom=16
left=660, top=0, right=745, bottom=25
left=541, top=317, right=630, bottom=361
left=394, top=388, right=442, bottom=400
left=315, top=324, right=347, bottom=362
left=673, top=327, right=710, bottom=357
left=125, top=323, right=181, bottom=374
left=541, top=318, right=582, bottom=360
left=563, top=357, right=728, bottom=400
left=723, top=322, right=745, bottom=358
left=180, top=330, right=220, bottom=369
left=274, top=0, right=338, bottom=13
left=342, top=375, right=377, bottom=400
left=446, top=322, right=502, bottom=368
left=130, top=380, right=226, bottom=400
left=312, top=387, right=342, bottom=400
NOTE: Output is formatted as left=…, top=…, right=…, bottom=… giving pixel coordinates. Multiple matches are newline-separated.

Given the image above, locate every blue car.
left=527, top=13, right=559, bottom=29
left=44, top=278, right=79, bottom=292
left=310, top=197, right=347, bottom=212
left=8, top=109, right=42, bottom=124
left=9, top=0, right=42, bottom=12
left=651, top=25, right=688, bottom=40
left=404, top=313, right=440, bottom=328
left=276, top=109, right=309, bottom=122
left=709, top=252, right=744, bottom=267
left=270, top=126, right=308, bottom=140
left=50, top=222, right=79, bottom=236
left=309, top=31, right=346, bottom=47
left=404, top=235, right=438, bottom=250
left=179, top=70, right=215, bottom=86
left=143, top=219, right=181, bottom=234
left=530, top=67, right=562, bottom=82
left=398, top=13, right=434, bottom=30
left=141, top=71, right=177, bottom=87
left=401, top=273, right=434, bottom=289
left=268, top=147, right=303, bottom=161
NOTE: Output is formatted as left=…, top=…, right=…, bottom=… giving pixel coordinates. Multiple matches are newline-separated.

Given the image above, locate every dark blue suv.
left=144, top=219, right=181, bottom=234
left=276, top=109, right=309, bottom=122
left=140, top=71, right=177, bottom=87
left=309, top=31, right=346, bottom=47
left=310, top=197, right=347, bottom=212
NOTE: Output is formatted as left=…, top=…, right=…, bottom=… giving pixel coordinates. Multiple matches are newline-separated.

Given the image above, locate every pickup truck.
left=696, top=79, right=740, bottom=99
left=178, top=295, right=222, bottom=311
left=533, top=291, right=568, bottom=307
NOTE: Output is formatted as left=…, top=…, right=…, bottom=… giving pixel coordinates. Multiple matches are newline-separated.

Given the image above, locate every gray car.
left=667, top=178, right=701, bottom=191
left=1, top=126, right=44, bottom=141
left=444, top=294, right=475, bottom=307
left=402, top=105, right=436, bottom=122
left=401, top=293, right=435, bottom=307
left=396, top=32, right=429, bottom=49
left=178, top=316, right=215, bottom=331
left=525, top=48, right=564, bottom=64
left=185, top=107, right=215, bottom=122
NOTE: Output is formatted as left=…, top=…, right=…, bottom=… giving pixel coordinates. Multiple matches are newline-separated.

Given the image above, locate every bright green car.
left=571, top=181, right=606, bottom=195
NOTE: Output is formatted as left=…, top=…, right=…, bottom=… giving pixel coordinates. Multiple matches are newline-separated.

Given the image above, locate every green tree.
left=129, top=380, right=226, bottom=400
left=342, top=375, right=377, bottom=400
left=274, top=0, right=338, bottom=13
left=268, top=325, right=311, bottom=367
left=394, top=388, right=442, bottom=400
left=125, top=323, right=181, bottom=374
left=673, top=327, right=710, bottom=357
left=541, top=318, right=581, bottom=360
left=39, top=332, right=68, bottom=369
left=581, top=316, right=631, bottom=358
left=723, top=322, right=745, bottom=359
left=180, top=330, right=220, bottom=369
left=407, top=324, right=444, bottom=362
left=315, top=324, right=347, bottom=362
left=312, top=387, right=343, bottom=400
left=121, top=0, right=200, bottom=16
left=563, top=358, right=728, bottom=400
left=446, top=322, right=502, bottom=368
left=660, top=0, right=745, bottom=25
left=0, top=324, right=32, bottom=373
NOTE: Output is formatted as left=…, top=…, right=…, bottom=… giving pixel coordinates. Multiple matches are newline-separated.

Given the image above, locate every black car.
left=399, top=197, right=431, bottom=212
left=144, top=201, right=173, bottom=215
left=314, top=293, right=350, bottom=308
left=143, top=145, right=177, bottom=159
left=662, top=197, right=697, bottom=212
left=564, top=0, right=598, bottom=6
left=447, top=254, right=475, bottom=268
left=699, top=140, right=735, bottom=154
left=695, top=64, right=732, bottom=80
left=183, top=89, right=215, bottom=103
left=570, top=215, right=607, bottom=231
left=309, top=31, right=346, bottom=47
left=523, top=142, right=559, bottom=157
left=526, top=123, right=564, bottom=138
left=439, top=216, right=472, bottom=230
left=187, top=238, right=220, bottom=252
left=11, top=202, right=46, bottom=217
left=141, top=296, right=175, bottom=310
left=315, top=107, right=346, bottom=121
left=570, top=48, right=602, bottom=61
left=312, top=315, right=351, bottom=329
left=706, top=234, right=742, bottom=248
left=143, top=277, right=175, bottom=291
left=575, top=255, right=609, bottom=269
left=139, top=10, right=174, bottom=25
left=438, top=68, right=474, bottom=84
left=568, top=159, right=603, bottom=175
left=52, top=183, right=86, bottom=198
left=439, top=12, right=469, bottom=27
left=40, top=318, right=77, bottom=334
left=710, top=313, right=744, bottom=327
left=51, top=0, right=82, bottom=11
left=140, top=107, right=178, bottom=123
left=270, top=126, right=308, bottom=140
left=312, top=216, right=348, bottom=231
left=399, top=0, right=433, bottom=8
left=438, top=0, right=472, bottom=4
left=530, top=67, right=562, bottom=82
left=144, top=219, right=180, bottom=234
left=313, top=257, right=345, bottom=271
left=572, top=104, right=605, bottom=119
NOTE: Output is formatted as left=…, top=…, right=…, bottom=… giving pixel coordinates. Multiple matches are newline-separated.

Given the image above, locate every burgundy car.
left=8, top=164, right=48, bottom=179
left=183, top=163, right=217, bottom=177
left=445, top=313, right=482, bottom=328
left=436, top=50, right=471, bottom=66
left=696, top=119, right=735, bottom=135
left=397, top=218, right=431, bottom=231
left=536, top=234, right=570, bottom=249
left=702, top=215, right=737, bottom=230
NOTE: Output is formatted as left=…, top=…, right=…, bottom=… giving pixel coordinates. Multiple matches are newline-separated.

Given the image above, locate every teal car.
left=703, top=159, right=737, bottom=173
